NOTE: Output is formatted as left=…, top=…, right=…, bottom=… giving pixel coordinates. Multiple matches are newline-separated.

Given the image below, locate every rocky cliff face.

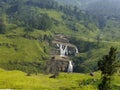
left=45, top=34, right=78, bottom=73
left=51, top=34, right=78, bottom=56
left=45, top=57, right=69, bottom=73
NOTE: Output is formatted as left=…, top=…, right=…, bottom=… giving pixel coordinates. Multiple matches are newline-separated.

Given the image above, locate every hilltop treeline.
left=0, top=0, right=92, bottom=32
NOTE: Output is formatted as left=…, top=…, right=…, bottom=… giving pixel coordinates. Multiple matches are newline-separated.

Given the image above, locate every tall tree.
left=0, top=19, right=6, bottom=34
left=98, top=47, right=118, bottom=90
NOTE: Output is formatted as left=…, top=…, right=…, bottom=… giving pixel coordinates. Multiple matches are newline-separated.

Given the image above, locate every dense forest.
left=0, top=0, right=120, bottom=74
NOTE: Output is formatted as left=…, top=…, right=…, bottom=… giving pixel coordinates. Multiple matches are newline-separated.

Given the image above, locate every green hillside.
left=0, top=0, right=120, bottom=75
left=0, top=27, right=53, bottom=73
left=0, top=0, right=120, bottom=90
left=0, top=0, right=94, bottom=73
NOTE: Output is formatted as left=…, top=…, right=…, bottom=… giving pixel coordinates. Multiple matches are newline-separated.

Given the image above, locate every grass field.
left=0, top=68, right=120, bottom=90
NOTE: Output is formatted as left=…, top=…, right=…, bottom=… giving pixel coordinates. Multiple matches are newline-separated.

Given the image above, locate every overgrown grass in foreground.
left=0, top=68, right=120, bottom=90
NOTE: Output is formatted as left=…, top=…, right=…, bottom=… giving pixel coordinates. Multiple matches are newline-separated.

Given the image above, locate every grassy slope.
left=0, top=8, right=120, bottom=72
left=0, top=8, right=53, bottom=68
left=0, top=26, right=53, bottom=72
left=37, top=9, right=120, bottom=73
left=0, top=30, right=47, bottom=61
left=102, top=20, right=120, bottom=41
left=0, top=9, right=98, bottom=63
left=0, top=68, right=119, bottom=90
left=0, top=7, right=120, bottom=90
left=39, top=9, right=100, bottom=39
left=0, top=68, right=98, bottom=90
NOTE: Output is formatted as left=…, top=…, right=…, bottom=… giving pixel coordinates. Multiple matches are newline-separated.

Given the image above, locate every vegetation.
left=0, top=28, right=52, bottom=73
left=98, top=47, right=119, bottom=90
left=0, top=0, right=94, bottom=73
left=0, top=68, right=120, bottom=90
left=0, top=0, right=120, bottom=74
left=0, top=18, right=6, bottom=34
left=0, top=0, right=120, bottom=89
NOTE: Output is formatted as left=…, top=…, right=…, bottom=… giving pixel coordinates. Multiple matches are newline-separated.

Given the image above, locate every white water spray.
left=67, top=61, right=73, bottom=73
left=56, top=43, right=78, bottom=57
left=57, top=44, right=68, bottom=57
left=75, top=47, right=79, bottom=53
left=60, top=44, right=67, bottom=57
left=65, top=49, right=68, bottom=56
left=56, top=44, right=59, bottom=47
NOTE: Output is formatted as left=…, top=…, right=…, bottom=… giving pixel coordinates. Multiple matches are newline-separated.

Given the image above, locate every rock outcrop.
left=46, top=34, right=78, bottom=73
left=51, top=34, right=78, bottom=57
left=45, top=56, right=69, bottom=73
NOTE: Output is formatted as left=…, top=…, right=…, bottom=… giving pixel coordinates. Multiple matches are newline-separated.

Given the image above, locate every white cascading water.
left=56, top=44, right=59, bottom=47
left=67, top=61, right=73, bottom=73
left=65, top=49, right=68, bottom=56
left=75, top=47, right=78, bottom=53
left=57, top=43, right=78, bottom=57
left=59, top=44, right=67, bottom=57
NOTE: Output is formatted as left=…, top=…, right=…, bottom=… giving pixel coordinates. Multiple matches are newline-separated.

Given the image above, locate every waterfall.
left=57, top=43, right=68, bottom=57
left=67, top=61, right=73, bottom=73
left=59, top=44, right=67, bottom=57
left=56, top=43, right=78, bottom=57
left=75, top=47, right=78, bottom=53
left=65, top=49, right=68, bottom=56
left=56, top=44, right=59, bottom=47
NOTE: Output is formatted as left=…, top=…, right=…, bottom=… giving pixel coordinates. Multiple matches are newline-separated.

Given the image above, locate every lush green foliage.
left=98, top=47, right=119, bottom=90
left=0, top=0, right=120, bottom=73
left=0, top=68, right=120, bottom=90
left=0, top=28, right=53, bottom=73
